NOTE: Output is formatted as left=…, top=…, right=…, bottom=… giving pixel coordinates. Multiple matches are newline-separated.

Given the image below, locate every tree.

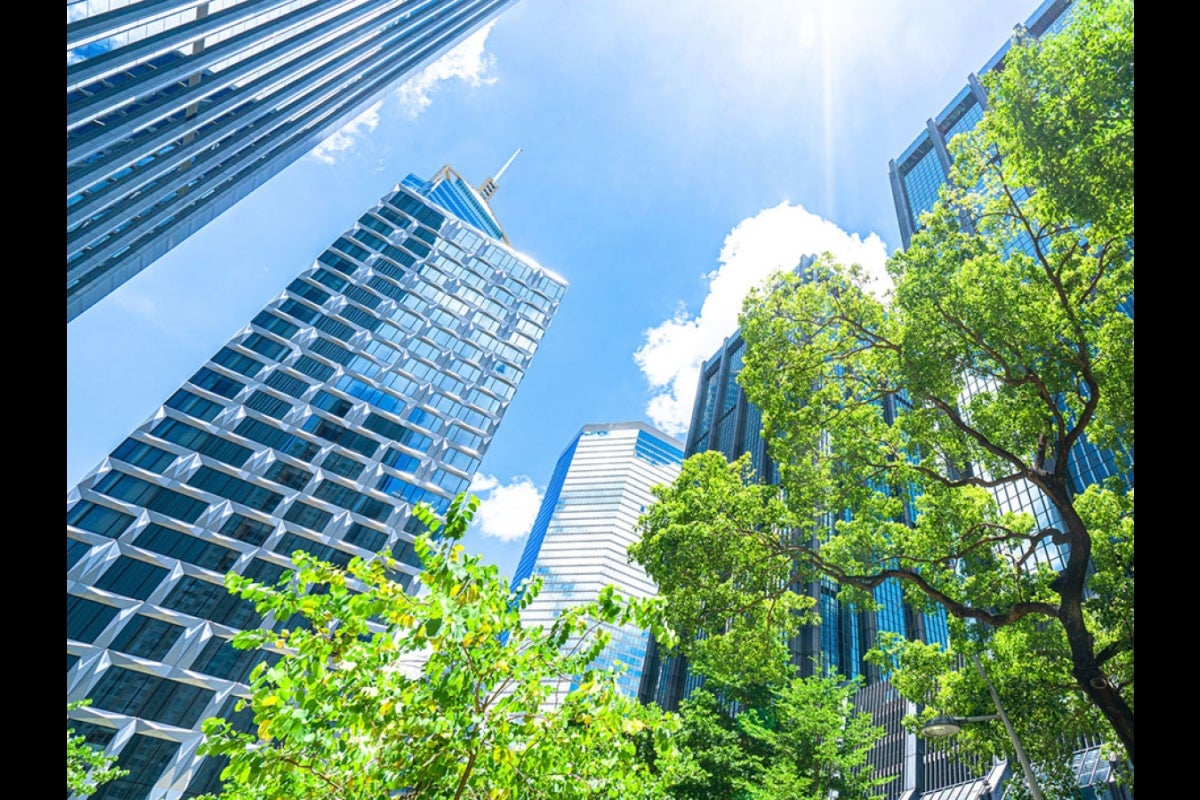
left=668, top=675, right=886, bottom=800
left=67, top=699, right=128, bottom=797
left=199, top=495, right=684, bottom=800
left=631, top=0, right=1133, bottom=780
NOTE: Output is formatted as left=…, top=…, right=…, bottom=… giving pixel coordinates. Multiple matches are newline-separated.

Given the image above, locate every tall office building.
left=67, top=0, right=518, bottom=322
left=512, top=422, right=684, bottom=704
left=66, top=162, right=566, bottom=799
left=888, top=1, right=1131, bottom=797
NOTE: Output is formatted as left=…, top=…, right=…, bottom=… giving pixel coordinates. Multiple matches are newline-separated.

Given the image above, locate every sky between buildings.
left=67, top=0, right=1042, bottom=581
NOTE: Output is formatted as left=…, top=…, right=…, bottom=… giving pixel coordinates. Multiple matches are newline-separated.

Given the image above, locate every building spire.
left=478, top=147, right=522, bottom=202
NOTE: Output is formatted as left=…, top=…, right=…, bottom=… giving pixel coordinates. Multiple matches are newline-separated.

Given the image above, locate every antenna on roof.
left=478, top=147, right=522, bottom=202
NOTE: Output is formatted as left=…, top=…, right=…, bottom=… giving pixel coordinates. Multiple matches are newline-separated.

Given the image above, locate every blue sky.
left=67, top=0, right=1040, bottom=581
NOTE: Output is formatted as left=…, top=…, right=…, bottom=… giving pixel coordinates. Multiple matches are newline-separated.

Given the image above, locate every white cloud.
left=394, top=21, right=499, bottom=118
left=469, top=473, right=543, bottom=542
left=634, top=202, right=890, bottom=437
left=305, top=20, right=498, bottom=164
left=308, top=102, right=382, bottom=165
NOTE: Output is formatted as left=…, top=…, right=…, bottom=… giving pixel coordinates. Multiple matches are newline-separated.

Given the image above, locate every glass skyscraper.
left=67, top=0, right=518, bottom=322
left=66, top=163, right=566, bottom=799
left=512, top=422, right=684, bottom=704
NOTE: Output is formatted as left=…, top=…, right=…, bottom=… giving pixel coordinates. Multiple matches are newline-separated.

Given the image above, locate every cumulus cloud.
left=394, top=21, right=499, bottom=117
left=309, top=102, right=382, bottom=165
left=469, top=473, right=543, bottom=542
left=634, top=202, right=890, bottom=437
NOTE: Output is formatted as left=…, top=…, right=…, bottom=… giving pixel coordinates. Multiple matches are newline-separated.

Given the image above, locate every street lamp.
left=919, top=654, right=1045, bottom=800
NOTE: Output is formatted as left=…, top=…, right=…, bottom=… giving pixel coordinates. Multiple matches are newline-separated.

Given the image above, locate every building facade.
left=512, top=422, right=684, bottom=704
left=66, top=164, right=566, bottom=799
left=67, top=0, right=518, bottom=322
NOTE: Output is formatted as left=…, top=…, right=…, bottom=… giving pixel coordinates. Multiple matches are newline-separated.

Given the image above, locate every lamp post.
left=920, top=654, right=1045, bottom=800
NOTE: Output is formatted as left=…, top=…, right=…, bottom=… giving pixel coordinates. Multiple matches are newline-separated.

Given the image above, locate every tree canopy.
left=199, top=496, right=684, bottom=800
left=632, top=0, right=1133, bottom=784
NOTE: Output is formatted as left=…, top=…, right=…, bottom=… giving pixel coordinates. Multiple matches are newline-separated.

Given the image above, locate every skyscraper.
left=67, top=0, right=517, bottom=322
left=512, top=422, right=684, bottom=704
left=888, top=0, right=1074, bottom=250
left=66, top=162, right=566, bottom=799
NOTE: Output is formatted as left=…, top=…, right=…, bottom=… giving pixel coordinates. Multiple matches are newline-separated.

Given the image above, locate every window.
left=67, top=501, right=135, bottom=537
left=110, top=615, right=184, bottom=661
left=188, top=467, right=283, bottom=514
left=321, top=452, right=364, bottom=480
left=67, top=595, right=119, bottom=642
left=94, top=557, right=168, bottom=600
left=211, top=347, right=263, bottom=378
left=282, top=501, right=333, bottom=532
left=93, top=471, right=209, bottom=524
left=244, top=390, right=292, bottom=419
left=188, top=367, right=243, bottom=399
left=89, top=667, right=214, bottom=727
left=264, top=461, right=312, bottom=491
left=164, top=389, right=223, bottom=421
left=134, top=524, right=239, bottom=572
left=219, top=514, right=272, bottom=546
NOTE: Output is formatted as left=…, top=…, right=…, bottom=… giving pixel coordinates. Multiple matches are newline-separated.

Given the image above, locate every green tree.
left=668, top=675, right=886, bottom=800
left=200, top=495, right=684, bottom=800
left=632, top=0, right=1133, bottom=780
left=67, top=699, right=128, bottom=797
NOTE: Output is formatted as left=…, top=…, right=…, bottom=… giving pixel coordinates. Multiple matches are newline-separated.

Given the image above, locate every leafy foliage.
left=200, top=495, right=683, bottom=800
left=667, top=675, right=886, bottom=800
left=67, top=699, right=127, bottom=797
left=633, top=0, right=1134, bottom=779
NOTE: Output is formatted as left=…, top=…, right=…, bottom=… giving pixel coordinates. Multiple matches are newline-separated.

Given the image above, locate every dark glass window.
left=94, top=557, right=169, bottom=600
left=241, top=333, right=289, bottom=361
left=310, top=267, right=348, bottom=293
left=313, top=480, right=391, bottom=522
left=312, top=390, right=352, bottom=417
left=91, top=733, right=181, bottom=800
left=93, top=471, right=208, bottom=524
left=68, top=501, right=134, bottom=538
left=251, top=310, right=299, bottom=339
left=282, top=501, right=333, bottom=532
left=68, top=539, right=91, bottom=569
left=67, top=595, right=119, bottom=642
left=344, top=284, right=380, bottom=310
left=277, top=298, right=319, bottom=325
left=89, top=667, right=214, bottom=727
left=309, top=337, right=353, bottom=366
left=164, top=389, right=222, bottom=422
left=161, top=576, right=260, bottom=628
left=367, top=275, right=406, bottom=301
left=382, top=448, right=420, bottom=473
left=264, top=370, right=310, bottom=399
left=294, top=355, right=335, bottom=381
left=110, top=615, right=184, bottom=661
left=244, top=390, right=293, bottom=419
left=188, top=366, right=244, bottom=399
left=134, top=524, right=240, bottom=572
left=264, top=461, right=312, bottom=490
left=315, top=315, right=355, bottom=342
left=112, top=438, right=175, bottom=473
left=338, top=303, right=381, bottom=333
left=219, top=514, right=272, bottom=546
left=149, top=419, right=252, bottom=468
left=343, top=523, right=388, bottom=551
left=187, top=467, right=283, bottom=513
left=232, top=417, right=320, bottom=462
left=287, top=277, right=330, bottom=306
left=318, top=251, right=358, bottom=275
left=320, top=452, right=364, bottom=480
left=211, top=347, right=263, bottom=378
